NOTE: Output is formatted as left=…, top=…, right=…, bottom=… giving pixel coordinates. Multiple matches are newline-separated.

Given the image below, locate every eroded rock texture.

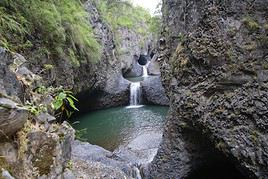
left=0, top=47, right=76, bottom=178
left=0, top=48, right=28, bottom=139
left=74, top=1, right=131, bottom=110
left=148, top=0, right=268, bottom=178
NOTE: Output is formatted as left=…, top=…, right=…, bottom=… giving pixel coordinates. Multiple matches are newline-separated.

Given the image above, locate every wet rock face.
left=149, top=0, right=268, bottom=178
left=123, top=55, right=143, bottom=78
left=141, top=76, right=169, bottom=106
left=73, top=1, right=130, bottom=110
left=118, top=27, right=152, bottom=73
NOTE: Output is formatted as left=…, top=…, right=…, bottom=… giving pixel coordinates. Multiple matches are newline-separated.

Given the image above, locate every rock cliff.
left=148, top=0, right=268, bottom=178
left=0, top=1, right=161, bottom=178
left=0, top=47, right=75, bottom=178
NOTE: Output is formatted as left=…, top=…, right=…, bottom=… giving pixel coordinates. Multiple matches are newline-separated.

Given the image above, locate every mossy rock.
left=32, top=140, right=56, bottom=176
left=242, top=17, right=260, bottom=32
left=262, top=63, right=268, bottom=70
left=264, top=23, right=268, bottom=31
left=0, top=157, right=13, bottom=179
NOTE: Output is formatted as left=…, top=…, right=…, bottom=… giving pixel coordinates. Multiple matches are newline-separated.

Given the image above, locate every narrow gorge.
left=0, top=0, right=267, bottom=179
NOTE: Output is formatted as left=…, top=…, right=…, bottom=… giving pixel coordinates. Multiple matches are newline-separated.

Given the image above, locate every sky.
left=130, top=0, right=161, bottom=15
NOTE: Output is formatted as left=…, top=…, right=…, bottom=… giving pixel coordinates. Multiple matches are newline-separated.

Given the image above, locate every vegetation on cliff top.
left=0, top=0, right=160, bottom=65
left=0, top=0, right=101, bottom=66
left=94, top=0, right=161, bottom=52
left=96, top=1, right=160, bottom=34
left=94, top=0, right=151, bottom=34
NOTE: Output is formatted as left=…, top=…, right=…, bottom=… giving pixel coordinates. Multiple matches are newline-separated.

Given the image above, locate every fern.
left=0, top=0, right=101, bottom=64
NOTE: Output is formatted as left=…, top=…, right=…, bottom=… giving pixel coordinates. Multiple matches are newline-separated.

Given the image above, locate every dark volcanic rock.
left=0, top=48, right=29, bottom=138
left=0, top=48, right=24, bottom=102
left=148, top=0, right=268, bottom=178
left=123, top=55, right=143, bottom=78
left=24, top=1, right=131, bottom=110
left=148, top=54, right=161, bottom=76
left=77, top=1, right=130, bottom=109
left=0, top=98, right=28, bottom=139
left=141, top=76, right=169, bottom=106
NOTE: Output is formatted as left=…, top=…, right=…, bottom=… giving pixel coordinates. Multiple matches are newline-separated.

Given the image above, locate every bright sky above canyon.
left=131, top=0, right=161, bottom=15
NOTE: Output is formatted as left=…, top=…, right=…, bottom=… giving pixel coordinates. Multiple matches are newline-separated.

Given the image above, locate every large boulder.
left=148, top=0, right=268, bottom=178
left=77, top=73, right=130, bottom=111
left=12, top=122, right=75, bottom=179
left=71, top=140, right=136, bottom=178
left=141, top=76, right=169, bottom=106
left=72, top=133, right=163, bottom=179
left=0, top=98, right=28, bottom=139
left=123, top=56, right=143, bottom=78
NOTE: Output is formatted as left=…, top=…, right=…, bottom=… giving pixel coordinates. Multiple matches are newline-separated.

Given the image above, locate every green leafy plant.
left=32, top=86, right=79, bottom=119
left=72, top=121, right=88, bottom=141
left=75, top=128, right=88, bottom=141
left=66, top=160, right=73, bottom=169
left=43, top=64, right=54, bottom=70
left=25, top=101, right=47, bottom=116
left=51, top=89, right=79, bottom=118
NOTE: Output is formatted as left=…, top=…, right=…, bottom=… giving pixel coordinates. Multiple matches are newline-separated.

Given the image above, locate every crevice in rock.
left=184, top=129, right=249, bottom=179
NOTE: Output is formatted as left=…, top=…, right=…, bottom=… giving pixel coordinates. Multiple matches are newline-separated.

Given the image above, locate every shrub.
left=0, top=0, right=101, bottom=65
left=94, top=0, right=152, bottom=35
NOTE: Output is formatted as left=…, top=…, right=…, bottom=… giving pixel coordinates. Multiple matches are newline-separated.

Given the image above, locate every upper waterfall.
left=142, top=66, right=148, bottom=77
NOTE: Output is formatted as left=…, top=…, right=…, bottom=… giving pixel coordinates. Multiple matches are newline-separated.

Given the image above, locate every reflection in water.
left=73, top=105, right=168, bottom=151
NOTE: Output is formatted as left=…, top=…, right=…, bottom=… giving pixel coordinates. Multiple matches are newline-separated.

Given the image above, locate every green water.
left=73, top=105, right=168, bottom=151
left=126, top=76, right=145, bottom=82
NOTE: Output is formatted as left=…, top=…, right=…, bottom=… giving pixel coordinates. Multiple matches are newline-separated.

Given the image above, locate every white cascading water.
left=129, top=82, right=141, bottom=106
left=127, top=64, right=149, bottom=108
left=142, top=65, right=148, bottom=77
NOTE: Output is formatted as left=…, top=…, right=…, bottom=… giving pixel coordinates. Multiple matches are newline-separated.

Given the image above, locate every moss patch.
left=242, top=17, right=260, bottom=32
left=17, top=120, right=32, bottom=159
left=32, top=141, right=56, bottom=176
left=0, top=157, right=13, bottom=179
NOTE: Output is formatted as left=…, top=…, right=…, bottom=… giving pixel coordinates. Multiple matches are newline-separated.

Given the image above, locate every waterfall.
left=129, top=82, right=141, bottom=106
left=142, top=66, right=148, bottom=77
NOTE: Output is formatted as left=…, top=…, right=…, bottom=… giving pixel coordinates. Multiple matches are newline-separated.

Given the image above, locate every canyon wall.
left=148, top=0, right=268, bottom=178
